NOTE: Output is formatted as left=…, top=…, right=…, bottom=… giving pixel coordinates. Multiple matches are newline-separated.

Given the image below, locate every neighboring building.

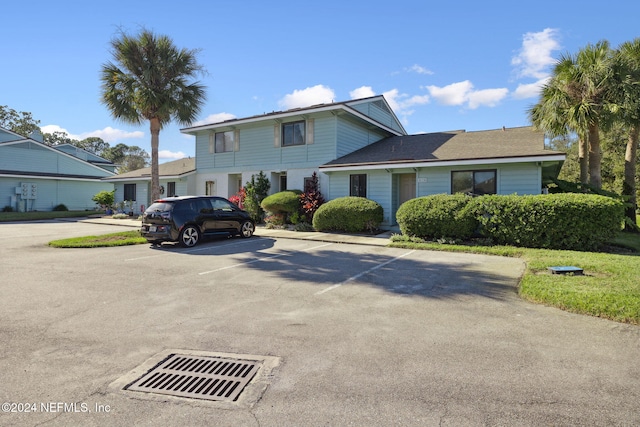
left=180, top=95, right=565, bottom=228
left=0, top=127, right=115, bottom=211
left=104, top=157, right=196, bottom=213
left=55, top=143, right=118, bottom=173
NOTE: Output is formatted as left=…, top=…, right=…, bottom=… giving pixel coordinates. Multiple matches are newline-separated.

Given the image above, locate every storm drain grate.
left=126, top=354, right=262, bottom=402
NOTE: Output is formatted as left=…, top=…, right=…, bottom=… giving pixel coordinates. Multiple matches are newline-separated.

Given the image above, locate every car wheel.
left=179, top=225, right=200, bottom=247
left=240, top=220, right=255, bottom=238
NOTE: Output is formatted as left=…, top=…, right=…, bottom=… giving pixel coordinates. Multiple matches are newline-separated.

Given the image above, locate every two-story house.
left=181, top=95, right=565, bottom=228
left=0, top=127, right=115, bottom=211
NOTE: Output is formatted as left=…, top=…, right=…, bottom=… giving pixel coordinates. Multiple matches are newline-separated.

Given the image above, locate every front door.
left=399, top=173, right=416, bottom=205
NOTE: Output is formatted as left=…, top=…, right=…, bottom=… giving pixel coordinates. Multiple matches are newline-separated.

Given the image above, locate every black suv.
left=141, top=196, right=255, bottom=247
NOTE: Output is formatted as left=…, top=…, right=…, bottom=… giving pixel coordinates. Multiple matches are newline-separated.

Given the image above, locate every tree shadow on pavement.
left=232, top=245, right=521, bottom=301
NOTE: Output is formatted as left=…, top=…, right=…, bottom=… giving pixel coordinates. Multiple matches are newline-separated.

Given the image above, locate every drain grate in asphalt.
left=126, top=354, right=262, bottom=402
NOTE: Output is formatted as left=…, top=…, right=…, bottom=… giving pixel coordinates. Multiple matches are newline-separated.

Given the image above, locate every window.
left=215, top=131, right=235, bottom=153
left=279, top=174, right=287, bottom=191
left=167, top=182, right=176, bottom=197
left=124, top=183, right=136, bottom=201
left=350, top=174, right=367, bottom=197
left=282, top=121, right=305, bottom=146
left=451, top=170, right=496, bottom=195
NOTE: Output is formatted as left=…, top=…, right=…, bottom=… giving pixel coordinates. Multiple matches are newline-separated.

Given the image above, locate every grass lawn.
left=390, top=230, right=640, bottom=325
left=49, top=231, right=147, bottom=248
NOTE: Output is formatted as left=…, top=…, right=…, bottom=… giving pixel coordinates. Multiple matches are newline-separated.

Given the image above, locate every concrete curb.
left=77, top=216, right=395, bottom=247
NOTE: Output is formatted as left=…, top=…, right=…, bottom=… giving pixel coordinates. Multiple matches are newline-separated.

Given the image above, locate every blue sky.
left=3, top=1, right=639, bottom=162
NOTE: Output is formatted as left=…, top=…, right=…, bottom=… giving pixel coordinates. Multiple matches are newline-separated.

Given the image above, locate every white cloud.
left=193, top=112, right=236, bottom=126
left=382, top=89, right=430, bottom=113
left=158, top=150, right=187, bottom=160
left=40, top=124, right=144, bottom=142
left=427, top=81, right=474, bottom=106
left=467, top=88, right=509, bottom=109
left=278, top=85, right=336, bottom=109
left=349, top=86, right=376, bottom=99
left=513, top=77, right=550, bottom=99
left=426, top=81, right=507, bottom=109
left=512, top=28, right=561, bottom=79
left=405, top=64, right=434, bottom=75
left=379, top=89, right=430, bottom=125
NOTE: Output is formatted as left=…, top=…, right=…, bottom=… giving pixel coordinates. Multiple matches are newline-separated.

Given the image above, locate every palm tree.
left=100, top=29, right=206, bottom=201
left=529, top=68, right=589, bottom=184
left=529, top=41, right=615, bottom=189
left=613, top=39, right=640, bottom=230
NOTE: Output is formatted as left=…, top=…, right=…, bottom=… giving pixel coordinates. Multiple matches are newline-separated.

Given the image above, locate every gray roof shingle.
left=322, top=126, right=563, bottom=168
left=109, top=157, right=195, bottom=180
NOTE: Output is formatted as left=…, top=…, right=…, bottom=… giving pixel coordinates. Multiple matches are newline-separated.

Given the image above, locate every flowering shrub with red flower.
left=300, top=172, right=324, bottom=223
left=229, top=187, right=245, bottom=209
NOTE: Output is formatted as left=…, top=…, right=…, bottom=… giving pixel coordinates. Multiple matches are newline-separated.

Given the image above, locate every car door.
left=210, top=198, right=243, bottom=233
left=193, top=198, right=217, bottom=233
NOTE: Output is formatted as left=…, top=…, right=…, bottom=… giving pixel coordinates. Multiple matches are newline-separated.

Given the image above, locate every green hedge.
left=313, top=197, right=383, bottom=233
left=395, top=194, right=476, bottom=239
left=260, top=190, right=302, bottom=214
left=464, top=193, right=624, bottom=250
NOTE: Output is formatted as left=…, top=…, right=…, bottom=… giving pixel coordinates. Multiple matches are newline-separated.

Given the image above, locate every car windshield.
left=146, top=202, right=173, bottom=213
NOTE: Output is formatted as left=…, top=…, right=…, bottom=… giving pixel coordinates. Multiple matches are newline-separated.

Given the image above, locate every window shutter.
left=208, top=133, right=214, bottom=153
left=306, top=119, right=314, bottom=145
left=234, top=130, right=240, bottom=152
left=274, top=124, right=280, bottom=147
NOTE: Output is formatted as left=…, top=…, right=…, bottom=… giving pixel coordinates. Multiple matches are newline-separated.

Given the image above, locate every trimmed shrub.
left=92, top=190, right=115, bottom=210
left=261, top=190, right=303, bottom=215
left=312, top=197, right=383, bottom=233
left=395, top=194, right=476, bottom=239
left=52, top=204, right=68, bottom=211
left=464, top=193, right=624, bottom=250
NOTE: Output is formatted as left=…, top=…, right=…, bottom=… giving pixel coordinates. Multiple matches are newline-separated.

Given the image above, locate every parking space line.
left=198, top=242, right=334, bottom=275
left=124, top=238, right=258, bottom=261
left=315, top=250, right=415, bottom=295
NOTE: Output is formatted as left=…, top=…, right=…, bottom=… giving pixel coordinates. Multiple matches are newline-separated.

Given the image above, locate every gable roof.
left=181, top=95, right=407, bottom=136
left=55, top=143, right=114, bottom=165
left=105, top=157, right=195, bottom=181
left=321, top=126, right=565, bottom=171
left=0, top=126, right=115, bottom=179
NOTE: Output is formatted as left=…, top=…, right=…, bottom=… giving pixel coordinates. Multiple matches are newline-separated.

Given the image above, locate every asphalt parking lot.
left=0, top=219, right=639, bottom=426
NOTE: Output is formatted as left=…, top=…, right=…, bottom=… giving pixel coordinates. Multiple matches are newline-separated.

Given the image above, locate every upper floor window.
left=215, top=131, right=235, bottom=153
left=282, top=121, right=305, bottom=146
left=451, top=170, right=496, bottom=195
left=350, top=174, right=367, bottom=197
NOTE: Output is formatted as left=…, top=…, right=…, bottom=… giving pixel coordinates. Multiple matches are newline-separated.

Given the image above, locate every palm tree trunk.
left=623, top=124, right=639, bottom=231
left=578, top=136, right=588, bottom=185
left=588, top=124, right=602, bottom=189
left=150, top=117, right=161, bottom=202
